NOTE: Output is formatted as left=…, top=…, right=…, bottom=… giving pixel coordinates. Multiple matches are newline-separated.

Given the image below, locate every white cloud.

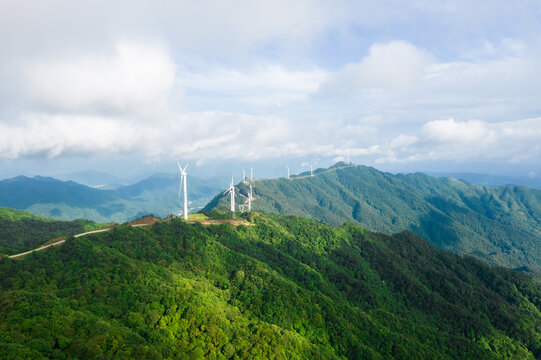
left=390, top=134, right=418, bottom=149
left=179, top=65, right=326, bottom=109
left=321, top=41, right=434, bottom=94
left=422, top=119, right=495, bottom=144
left=0, top=108, right=384, bottom=164
left=23, top=42, right=176, bottom=113
left=0, top=114, right=140, bottom=159
left=377, top=117, right=541, bottom=164
left=1, top=1, right=541, bottom=176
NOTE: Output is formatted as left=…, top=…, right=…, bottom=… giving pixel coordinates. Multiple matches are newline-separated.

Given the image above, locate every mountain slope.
left=55, top=170, right=126, bottom=188
left=204, top=162, right=541, bottom=272
left=0, top=207, right=103, bottom=255
left=1, top=213, right=541, bottom=359
left=427, top=171, right=541, bottom=190
left=0, top=176, right=115, bottom=209
left=0, top=174, right=225, bottom=223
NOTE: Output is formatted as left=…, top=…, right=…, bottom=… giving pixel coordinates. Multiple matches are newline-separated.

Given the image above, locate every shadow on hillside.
left=410, top=209, right=462, bottom=251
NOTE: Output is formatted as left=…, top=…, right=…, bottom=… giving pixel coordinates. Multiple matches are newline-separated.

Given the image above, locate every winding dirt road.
left=8, top=227, right=115, bottom=259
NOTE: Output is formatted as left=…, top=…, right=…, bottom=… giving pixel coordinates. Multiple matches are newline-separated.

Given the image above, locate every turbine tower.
left=177, top=161, right=189, bottom=220
left=248, top=184, right=253, bottom=211
left=238, top=184, right=253, bottom=212
left=310, top=163, right=314, bottom=176
left=224, top=173, right=236, bottom=213
left=287, top=165, right=290, bottom=179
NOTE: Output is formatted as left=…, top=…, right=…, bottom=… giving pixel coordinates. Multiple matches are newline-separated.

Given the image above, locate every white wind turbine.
left=248, top=184, right=253, bottom=211
left=177, top=161, right=189, bottom=220
left=310, top=163, right=314, bottom=176
left=287, top=165, right=290, bottom=179
left=224, top=173, right=237, bottom=213
left=238, top=183, right=254, bottom=212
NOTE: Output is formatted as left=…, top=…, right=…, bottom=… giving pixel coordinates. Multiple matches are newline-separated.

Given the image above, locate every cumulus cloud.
left=377, top=117, right=541, bottom=164
left=0, top=107, right=384, bottom=164
left=422, top=119, right=496, bottom=144
left=0, top=114, right=140, bottom=159
left=1, top=1, right=541, bottom=177
left=321, top=41, right=434, bottom=95
left=23, top=42, right=176, bottom=113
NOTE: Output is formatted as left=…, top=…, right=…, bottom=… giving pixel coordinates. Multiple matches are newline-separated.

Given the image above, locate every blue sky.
left=1, top=0, right=540, bottom=180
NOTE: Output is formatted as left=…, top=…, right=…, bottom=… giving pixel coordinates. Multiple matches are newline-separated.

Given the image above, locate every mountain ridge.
left=204, top=162, right=541, bottom=273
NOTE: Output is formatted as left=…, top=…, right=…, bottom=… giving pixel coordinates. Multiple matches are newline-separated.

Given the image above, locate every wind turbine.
left=248, top=184, right=253, bottom=211
left=287, top=165, right=290, bottom=179
left=224, top=173, right=236, bottom=213
left=310, top=163, right=314, bottom=177
left=238, top=183, right=254, bottom=212
left=177, top=161, right=189, bottom=220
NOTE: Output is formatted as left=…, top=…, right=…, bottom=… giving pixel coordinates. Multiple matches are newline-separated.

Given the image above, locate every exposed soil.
left=128, top=215, right=163, bottom=226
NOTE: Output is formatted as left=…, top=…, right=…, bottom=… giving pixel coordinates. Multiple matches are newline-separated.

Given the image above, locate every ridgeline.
left=204, top=162, right=541, bottom=273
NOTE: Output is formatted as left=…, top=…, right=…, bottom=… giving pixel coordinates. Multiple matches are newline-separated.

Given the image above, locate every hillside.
left=0, top=207, right=103, bottom=255
left=1, top=213, right=541, bottom=359
left=0, top=174, right=225, bottom=223
left=204, top=162, right=541, bottom=273
left=426, top=172, right=541, bottom=190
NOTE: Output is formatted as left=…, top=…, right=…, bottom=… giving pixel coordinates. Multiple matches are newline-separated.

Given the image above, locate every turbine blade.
left=183, top=164, right=189, bottom=172
left=177, top=161, right=182, bottom=171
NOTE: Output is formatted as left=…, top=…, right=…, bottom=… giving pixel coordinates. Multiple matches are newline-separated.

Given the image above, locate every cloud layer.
left=1, top=1, right=541, bottom=176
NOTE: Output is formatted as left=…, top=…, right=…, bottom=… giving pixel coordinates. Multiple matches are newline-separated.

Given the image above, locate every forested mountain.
left=204, top=162, right=541, bottom=273
left=426, top=171, right=541, bottom=190
left=1, top=213, right=541, bottom=359
left=0, top=207, right=103, bottom=255
left=55, top=170, right=126, bottom=188
left=0, top=173, right=225, bottom=223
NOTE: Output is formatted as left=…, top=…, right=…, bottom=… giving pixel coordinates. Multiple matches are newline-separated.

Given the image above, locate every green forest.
left=1, top=212, right=541, bottom=359
left=0, top=207, right=104, bottom=255
left=205, top=162, right=541, bottom=274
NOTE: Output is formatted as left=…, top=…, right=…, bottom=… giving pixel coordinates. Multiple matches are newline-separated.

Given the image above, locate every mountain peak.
left=330, top=161, right=351, bottom=168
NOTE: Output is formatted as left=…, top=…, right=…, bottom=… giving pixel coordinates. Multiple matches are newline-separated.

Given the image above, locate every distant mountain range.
left=427, top=171, right=541, bottom=190
left=204, top=162, right=541, bottom=274
left=0, top=173, right=226, bottom=223
left=54, top=170, right=128, bottom=189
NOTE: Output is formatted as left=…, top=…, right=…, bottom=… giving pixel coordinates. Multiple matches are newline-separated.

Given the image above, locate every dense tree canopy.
left=1, top=212, right=541, bottom=359
left=0, top=207, right=103, bottom=255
